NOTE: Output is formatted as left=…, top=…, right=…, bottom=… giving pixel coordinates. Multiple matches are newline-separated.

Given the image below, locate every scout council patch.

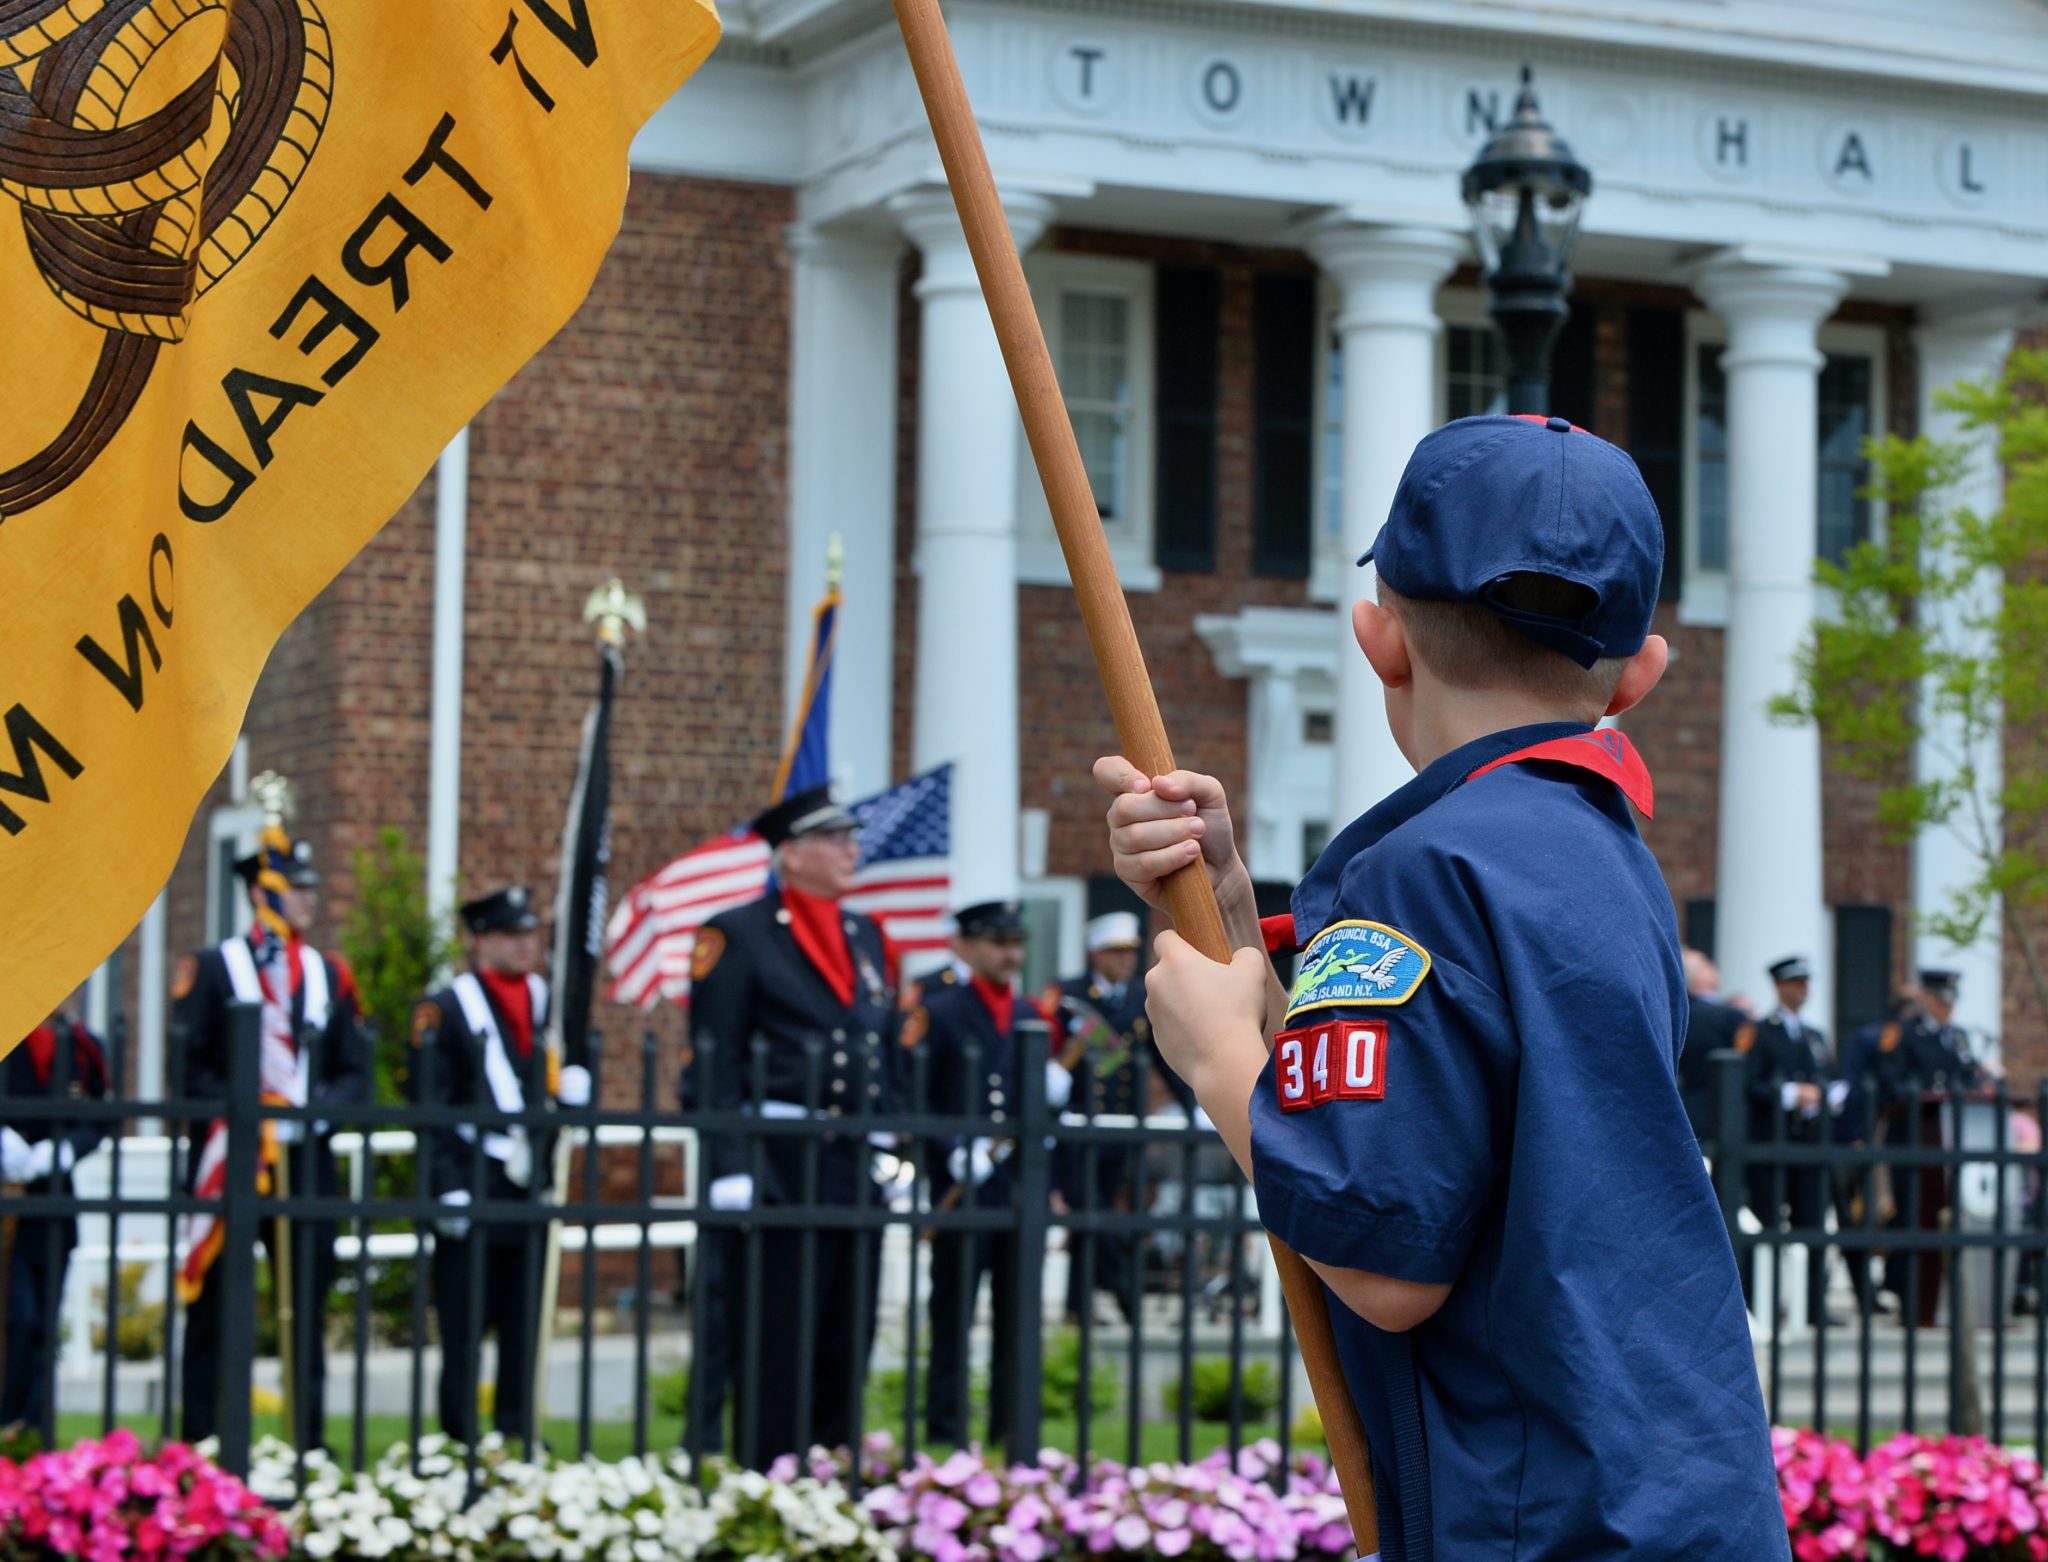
left=1284, top=920, right=1431, bottom=1021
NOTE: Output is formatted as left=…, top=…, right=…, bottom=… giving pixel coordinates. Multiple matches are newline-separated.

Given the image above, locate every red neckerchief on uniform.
left=1466, top=726, right=1655, bottom=818
left=478, top=968, right=535, bottom=1058
left=1262, top=727, right=1656, bottom=957
left=971, top=975, right=1015, bottom=1034
left=782, top=886, right=856, bottom=1006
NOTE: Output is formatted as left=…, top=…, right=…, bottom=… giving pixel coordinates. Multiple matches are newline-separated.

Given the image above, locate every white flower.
left=302, top=1531, right=341, bottom=1559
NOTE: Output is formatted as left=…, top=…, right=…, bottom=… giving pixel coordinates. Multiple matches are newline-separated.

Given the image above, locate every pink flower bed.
left=0, top=1431, right=287, bottom=1561
left=1775, top=1427, right=2048, bottom=1562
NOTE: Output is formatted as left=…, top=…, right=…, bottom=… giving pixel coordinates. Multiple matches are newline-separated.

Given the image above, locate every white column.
left=891, top=185, right=1056, bottom=908
left=1306, top=220, right=1466, bottom=824
left=1913, top=309, right=2017, bottom=1041
left=1246, top=673, right=1302, bottom=882
left=1692, top=255, right=1850, bottom=1018
left=427, top=429, right=469, bottom=932
left=785, top=225, right=903, bottom=802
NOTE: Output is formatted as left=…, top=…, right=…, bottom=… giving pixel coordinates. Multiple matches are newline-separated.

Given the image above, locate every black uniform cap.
left=1919, top=968, right=1961, bottom=999
left=234, top=838, right=320, bottom=888
left=753, top=783, right=858, bottom=849
left=1769, top=956, right=1812, bottom=984
left=462, top=885, right=539, bottom=934
left=955, top=901, right=1025, bottom=940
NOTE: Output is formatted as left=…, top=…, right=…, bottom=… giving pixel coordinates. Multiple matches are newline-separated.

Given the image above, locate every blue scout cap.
left=1359, top=414, right=1664, bottom=669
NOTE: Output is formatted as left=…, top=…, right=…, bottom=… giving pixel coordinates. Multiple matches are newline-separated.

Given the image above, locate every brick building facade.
left=87, top=0, right=2048, bottom=1102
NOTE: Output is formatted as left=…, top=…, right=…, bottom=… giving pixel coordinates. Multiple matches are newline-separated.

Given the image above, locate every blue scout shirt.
left=1250, top=722, right=1785, bottom=1561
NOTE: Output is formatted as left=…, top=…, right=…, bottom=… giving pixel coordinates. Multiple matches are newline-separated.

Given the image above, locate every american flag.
left=604, top=764, right=953, bottom=1008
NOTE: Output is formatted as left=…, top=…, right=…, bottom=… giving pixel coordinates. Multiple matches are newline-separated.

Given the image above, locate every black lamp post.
left=1462, top=67, right=1593, bottom=417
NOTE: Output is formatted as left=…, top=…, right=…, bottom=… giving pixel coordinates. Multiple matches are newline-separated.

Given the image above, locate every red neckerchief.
left=1260, top=729, right=1655, bottom=958
left=22, top=1022, right=92, bottom=1089
left=971, top=974, right=1016, bottom=1034
left=782, top=886, right=855, bottom=1006
left=478, top=968, right=535, bottom=1058
left=1466, top=726, right=1655, bottom=818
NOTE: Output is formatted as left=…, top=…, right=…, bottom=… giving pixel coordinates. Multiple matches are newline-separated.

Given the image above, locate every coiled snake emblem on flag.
left=0, top=0, right=331, bottom=519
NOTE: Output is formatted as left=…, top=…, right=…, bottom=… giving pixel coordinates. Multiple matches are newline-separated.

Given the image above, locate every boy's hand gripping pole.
left=888, top=0, right=1379, bottom=1547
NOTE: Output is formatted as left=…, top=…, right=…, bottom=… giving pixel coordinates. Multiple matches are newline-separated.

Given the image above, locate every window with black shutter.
left=1833, top=905, right=1894, bottom=1043
left=1628, top=308, right=1686, bottom=602
left=1154, top=266, right=1220, bottom=571
left=1253, top=274, right=1316, bottom=578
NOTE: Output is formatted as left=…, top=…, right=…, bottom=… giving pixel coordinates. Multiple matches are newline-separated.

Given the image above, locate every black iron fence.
left=1709, top=1049, right=2048, bottom=1453
left=7, top=1019, right=2047, bottom=1493
left=0, top=1004, right=1286, bottom=1490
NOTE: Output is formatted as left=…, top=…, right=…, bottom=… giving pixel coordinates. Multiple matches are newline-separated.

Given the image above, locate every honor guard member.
left=1677, top=949, right=1748, bottom=1145
left=174, top=840, right=368, bottom=1448
left=413, top=885, right=589, bottom=1448
left=1051, top=912, right=1150, bottom=1326
left=1745, top=956, right=1837, bottom=1324
left=0, top=1012, right=112, bottom=1433
left=685, top=784, right=901, bottom=1469
left=1873, top=970, right=1982, bottom=1315
left=1102, top=416, right=1787, bottom=1557
left=918, top=901, right=1070, bottom=1448
left=1835, top=994, right=1919, bottom=1315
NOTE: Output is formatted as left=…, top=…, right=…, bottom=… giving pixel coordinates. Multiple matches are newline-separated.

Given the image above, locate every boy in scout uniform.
left=685, top=784, right=901, bottom=1468
left=1095, top=416, right=1787, bottom=1558
left=413, top=884, right=590, bottom=1448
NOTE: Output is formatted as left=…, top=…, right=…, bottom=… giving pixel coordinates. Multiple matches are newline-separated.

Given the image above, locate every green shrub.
left=1162, top=1357, right=1280, bottom=1423
left=341, top=826, right=455, bottom=1109
left=91, top=1263, right=164, bottom=1362
left=1041, top=1326, right=1117, bottom=1419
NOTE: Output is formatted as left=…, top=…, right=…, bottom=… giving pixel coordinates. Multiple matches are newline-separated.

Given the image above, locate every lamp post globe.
left=1462, top=66, right=1593, bottom=417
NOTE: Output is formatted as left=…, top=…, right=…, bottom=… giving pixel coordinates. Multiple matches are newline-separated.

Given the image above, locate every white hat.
left=1087, top=912, right=1142, bottom=952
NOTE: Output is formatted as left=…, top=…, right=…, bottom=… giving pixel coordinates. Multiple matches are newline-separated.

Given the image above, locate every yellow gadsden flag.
left=0, top=0, right=720, bottom=1045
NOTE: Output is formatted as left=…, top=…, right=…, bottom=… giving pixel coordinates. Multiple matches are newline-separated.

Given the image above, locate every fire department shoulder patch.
left=411, top=1002, right=440, bottom=1049
left=900, top=1007, right=929, bottom=1049
left=692, top=928, right=726, bottom=981
left=171, top=954, right=198, bottom=1001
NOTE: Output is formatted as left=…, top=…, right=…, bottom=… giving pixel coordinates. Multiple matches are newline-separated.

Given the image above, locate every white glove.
left=25, top=1139, right=72, bottom=1180
left=708, top=1174, right=755, bottom=1212
left=867, top=1131, right=900, bottom=1151
left=557, top=1064, right=593, bottom=1108
left=1780, top=1082, right=1805, bottom=1114
left=1044, top=1061, right=1073, bottom=1111
left=0, top=1127, right=36, bottom=1183
left=948, top=1138, right=998, bottom=1188
left=435, top=1190, right=472, bottom=1241
left=1826, top=1079, right=1851, bottom=1113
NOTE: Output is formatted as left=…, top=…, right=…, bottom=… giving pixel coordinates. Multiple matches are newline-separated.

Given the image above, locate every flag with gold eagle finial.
left=0, top=0, right=721, bottom=1050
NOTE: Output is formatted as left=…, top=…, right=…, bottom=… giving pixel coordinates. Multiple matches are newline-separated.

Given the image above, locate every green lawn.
left=51, top=1410, right=1305, bottom=1471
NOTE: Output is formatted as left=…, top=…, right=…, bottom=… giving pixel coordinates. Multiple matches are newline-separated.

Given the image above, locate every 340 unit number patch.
left=1274, top=1020, right=1388, bottom=1111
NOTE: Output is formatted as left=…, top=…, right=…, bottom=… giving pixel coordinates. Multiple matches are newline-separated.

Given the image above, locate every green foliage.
left=1040, top=1326, right=1118, bottom=1419
left=340, top=826, right=455, bottom=1106
left=91, top=1263, right=165, bottom=1362
left=1774, top=348, right=2048, bottom=1024
left=1289, top=1403, right=1327, bottom=1450
left=1162, top=1357, right=1280, bottom=1423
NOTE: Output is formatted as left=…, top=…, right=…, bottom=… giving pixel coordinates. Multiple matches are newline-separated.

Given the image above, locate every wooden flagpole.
left=886, top=0, right=1378, bottom=1546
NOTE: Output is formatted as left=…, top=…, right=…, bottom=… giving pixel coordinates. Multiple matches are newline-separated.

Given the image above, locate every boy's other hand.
left=1145, top=933, right=1270, bottom=1095
left=1093, top=757, right=1248, bottom=915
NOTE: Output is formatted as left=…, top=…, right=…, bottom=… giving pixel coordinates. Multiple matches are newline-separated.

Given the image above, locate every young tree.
left=1774, top=348, right=2048, bottom=1041
left=340, top=826, right=454, bottom=1103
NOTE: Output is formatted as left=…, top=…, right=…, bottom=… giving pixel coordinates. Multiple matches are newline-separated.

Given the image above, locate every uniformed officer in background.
left=0, top=1011, right=112, bottom=1433
left=1051, top=912, right=1149, bottom=1326
left=413, top=885, right=590, bottom=1448
left=918, top=900, right=1071, bottom=1449
left=685, top=784, right=901, bottom=1468
left=175, top=839, right=368, bottom=1448
left=1870, top=970, right=1983, bottom=1315
left=1745, top=955, right=1835, bottom=1325
left=1678, top=947, right=1749, bottom=1145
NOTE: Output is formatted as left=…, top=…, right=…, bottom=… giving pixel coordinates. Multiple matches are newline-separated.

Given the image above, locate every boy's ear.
left=1352, top=597, right=1413, bottom=691
left=1605, top=634, right=1670, bottom=718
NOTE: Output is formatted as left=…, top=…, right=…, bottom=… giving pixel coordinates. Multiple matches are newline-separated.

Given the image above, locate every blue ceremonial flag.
left=774, top=579, right=840, bottom=802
